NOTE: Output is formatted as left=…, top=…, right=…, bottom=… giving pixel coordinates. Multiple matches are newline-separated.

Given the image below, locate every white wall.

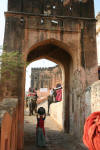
left=85, top=80, right=100, bottom=116
left=50, top=101, right=64, bottom=130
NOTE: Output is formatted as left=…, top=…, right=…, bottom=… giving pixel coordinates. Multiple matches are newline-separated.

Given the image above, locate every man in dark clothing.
left=33, top=93, right=38, bottom=113
left=47, top=89, right=57, bottom=115
left=29, top=99, right=34, bottom=116
left=47, top=95, right=53, bottom=115
left=29, top=91, right=38, bottom=116
left=29, top=98, right=37, bottom=116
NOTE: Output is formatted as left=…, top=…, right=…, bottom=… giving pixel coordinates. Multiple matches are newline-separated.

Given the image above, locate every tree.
left=0, top=50, right=25, bottom=78
left=0, top=49, right=26, bottom=98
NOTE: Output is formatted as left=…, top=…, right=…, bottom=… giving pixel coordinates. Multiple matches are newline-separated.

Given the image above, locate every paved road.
left=24, top=110, right=88, bottom=150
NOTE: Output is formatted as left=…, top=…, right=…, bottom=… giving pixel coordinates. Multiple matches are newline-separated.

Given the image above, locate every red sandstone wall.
left=1, top=113, right=12, bottom=150
left=0, top=103, right=18, bottom=150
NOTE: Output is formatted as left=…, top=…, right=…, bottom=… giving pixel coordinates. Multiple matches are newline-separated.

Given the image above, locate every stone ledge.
left=5, top=11, right=96, bottom=21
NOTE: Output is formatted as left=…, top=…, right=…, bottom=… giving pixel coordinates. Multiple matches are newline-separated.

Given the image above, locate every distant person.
left=29, top=99, right=34, bottom=116
left=25, top=96, right=29, bottom=107
left=36, top=107, right=46, bottom=147
left=47, top=88, right=57, bottom=115
left=29, top=87, right=32, bottom=92
left=29, top=98, right=38, bottom=116
left=32, top=88, right=38, bottom=113
left=52, top=88, right=57, bottom=102
left=28, top=88, right=38, bottom=115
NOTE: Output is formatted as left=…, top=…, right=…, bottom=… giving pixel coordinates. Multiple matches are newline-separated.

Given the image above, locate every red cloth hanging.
left=56, top=88, right=62, bottom=102
left=83, top=112, right=100, bottom=150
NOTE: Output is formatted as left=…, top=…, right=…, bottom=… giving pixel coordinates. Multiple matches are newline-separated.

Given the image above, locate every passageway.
left=24, top=109, right=87, bottom=150
left=24, top=40, right=88, bottom=150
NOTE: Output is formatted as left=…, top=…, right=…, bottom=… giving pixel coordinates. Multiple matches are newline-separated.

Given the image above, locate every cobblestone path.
left=24, top=110, right=88, bottom=150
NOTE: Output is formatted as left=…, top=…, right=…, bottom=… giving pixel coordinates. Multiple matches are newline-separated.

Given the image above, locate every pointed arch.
left=25, top=38, right=74, bottom=62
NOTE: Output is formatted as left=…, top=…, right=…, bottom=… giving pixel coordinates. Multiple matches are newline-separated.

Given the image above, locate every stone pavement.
left=24, top=110, right=88, bottom=150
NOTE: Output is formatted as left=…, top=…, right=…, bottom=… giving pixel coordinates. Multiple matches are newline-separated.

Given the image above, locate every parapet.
left=8, top=0, right=95, bottom=18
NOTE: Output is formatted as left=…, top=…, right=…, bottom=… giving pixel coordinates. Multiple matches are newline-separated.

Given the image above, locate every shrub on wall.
left=0, top=48, right=26, bottom=97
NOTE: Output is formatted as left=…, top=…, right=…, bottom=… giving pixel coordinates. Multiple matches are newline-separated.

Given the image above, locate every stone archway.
left=25, top=39, right=73, bottom=133
left=2, top=1, right=98, bottom=149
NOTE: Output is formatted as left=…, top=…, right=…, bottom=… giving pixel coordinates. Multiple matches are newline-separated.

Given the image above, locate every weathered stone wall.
left=91, top=81, right=100, bottom=112
left=4, top=12, right=98, bottom=140
left=0, top=98, right=18, bottom=150
left=85, top=80, right=100, bottom=114
left=8, top=0, right=94, bottom=18
left=46, top=80, right=100, bottom=137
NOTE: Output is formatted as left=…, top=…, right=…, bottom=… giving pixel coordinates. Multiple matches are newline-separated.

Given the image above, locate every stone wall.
left=0, top=98, right=18, bottom=150
left=3, top=0, right=98, bottom=147
left=8, top=0, right=94, bottom=18
left=85, top=80, right=100, bottom=115
left=50, top=80, right=100, bottom=137
left=3, top=11, right=98, bottom=141
left=50, top=101, right=64, bottom=130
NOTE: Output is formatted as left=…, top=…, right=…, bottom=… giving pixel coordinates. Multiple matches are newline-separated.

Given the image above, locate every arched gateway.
left=1, top=0, right=98, bottom=150
left=26, top=38, right=73, bottom=132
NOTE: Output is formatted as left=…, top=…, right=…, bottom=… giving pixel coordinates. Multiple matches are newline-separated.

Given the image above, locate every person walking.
left=29, top=99, right=34, bottom=116
left=36, top=107, right=46, bottom=147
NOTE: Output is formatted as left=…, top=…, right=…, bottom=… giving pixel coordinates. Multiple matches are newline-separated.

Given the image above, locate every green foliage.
left=0, top=50, right=26, bottom=78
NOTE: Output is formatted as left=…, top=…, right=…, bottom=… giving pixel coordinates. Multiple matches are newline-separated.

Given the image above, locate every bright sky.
left=0, top=0, right=7, bottom=45
left=0, top=0, right=100, bottom=91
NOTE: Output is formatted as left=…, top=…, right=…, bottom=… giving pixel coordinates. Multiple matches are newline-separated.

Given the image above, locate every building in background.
left=96, top=13, right=100, bottom=79
left=31, top=65, right=62, bottom=90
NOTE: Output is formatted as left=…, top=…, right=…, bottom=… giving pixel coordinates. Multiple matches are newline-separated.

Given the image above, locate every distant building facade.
left=96, top=13, right=100, bottom=79
left=96, top=13, right=100, bottom=65
left=31, top=65, right=62, bottom=90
